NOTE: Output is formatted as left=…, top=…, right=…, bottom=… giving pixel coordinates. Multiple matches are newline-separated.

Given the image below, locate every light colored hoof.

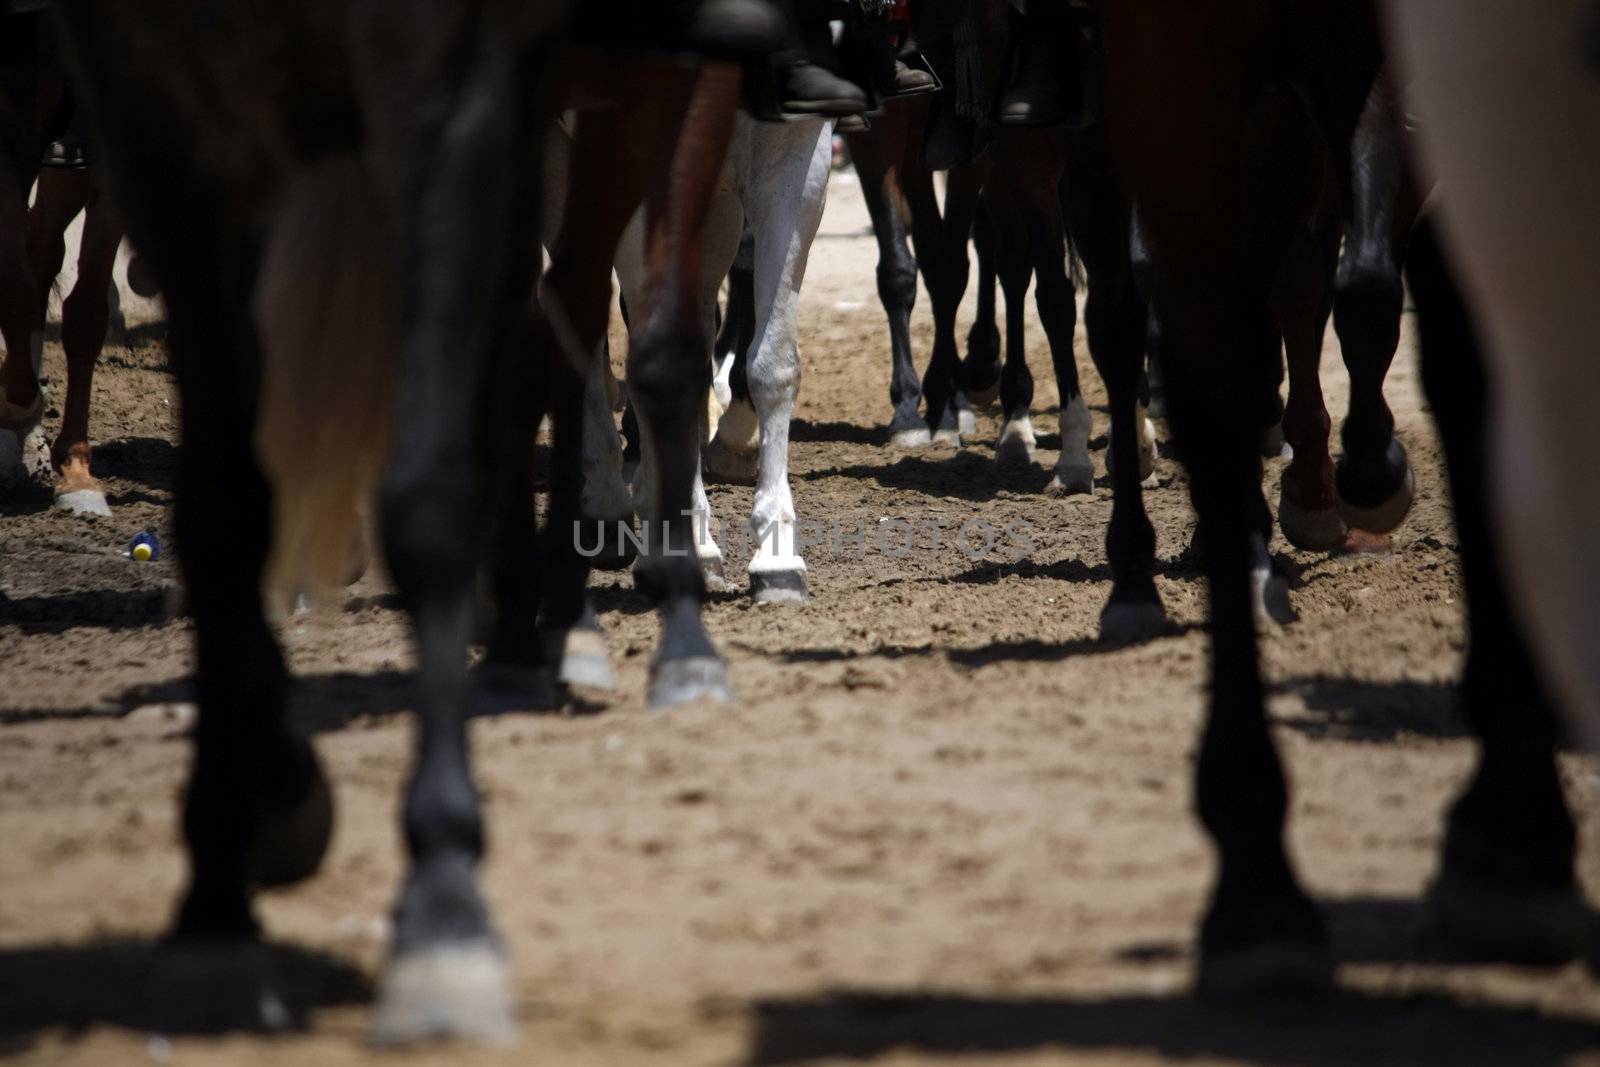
left=560, top=627, right=616, bottom=691
left=1260, top=421, right=1290, bottom=459
left=932, top=427, right=963, bottom=446
left=958, top=408, right=978, bottom=436
left=1277, top=487, right=1348, bottom=552
left=1046, top=461, right=1094, bottom=497
left=700, top=549, right=729, bottom=593
left=1337, top=464, right=1415, bottom=534
left=648, top=655, right=732, bottom=708
left=889, top=427, right=932, bottom=448
left=55, top=487, right=112, bottom=517
left=703, top=432, right=758, bottom=486
left=1099, top=599, right=1168, bottom=644
left=1197, top=942, right=1332, bottom=1001
left=1251, top=563, right=1296, bottom=630
left=369, top=941, right=516, bottom=1046
left=995, top=417, right=1038, bottom=466
left=751, top=567, right=809, bottom=605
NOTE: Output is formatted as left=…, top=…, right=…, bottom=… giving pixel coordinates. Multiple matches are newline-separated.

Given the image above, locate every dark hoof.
left=369, top=940, right=515, bottom=1045
left=578, top=516, right=639, bottom=572
left=1251, top=562, right=1296, bottom=630
left=148, top=938, right=291, bottom=1033
left=1337, top=442, right=1415, bottom=533
left=1277, top=485, right=1348, bottom=552
left=648, top=655, right=732, bottom=708
left=472, top=661, right=560, bottom=715
left=751, top=567, right=809, bottom=605
left=1260, top=421, right=1289, bottom=459
left=249, top=744, right=334, bottom=890
left=1099, top=595, right=1168, bottom=645
left=1046, top=462, right=1094, bottom=497
left=1422, top=868, right=1589, bottom=965
left=1196, top=942, right=1333, bottom=1000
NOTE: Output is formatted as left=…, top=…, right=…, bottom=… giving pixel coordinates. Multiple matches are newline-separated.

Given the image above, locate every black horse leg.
left=1333, top=76, right=1414, bottom=533
left=908, top=160, right=985, bottom=444
left=1409, top=219, right=1585, bottom=964
left=1064, top=129, right=1164, bottom=641
left=964, top=203, right=1002, bottom=407
left=986, top=188, right=1038, bottom=466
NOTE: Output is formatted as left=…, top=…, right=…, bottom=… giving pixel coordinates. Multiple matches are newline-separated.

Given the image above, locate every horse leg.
left=849, top=114, right=927, bottom=445
left=47, top=169, right=121, bottom=516
left=1409, top=219, right=1585, bottom=963
left=964, top=203, right=1002, bottom=408
left=1333, top=75, right=1414, bottom=534
left=366, top=45, right=552, bottom=1042
left=907, top=158, right=986, bottom=444
left=982, top=182, right=1038, bottom=467
left=703, top=182, right=759, bottom=486
left=1064, top=127, right=1166, bottom=642
left=629, top=63, right=741, bottom=707
left=1106, top=0, right=1329, bottom=994
left=0, top=147, right=43, bottom=438
left=712, top=225, right=756, bottom=409
left=740, top=118, right=831, bottom=604
left=1274, top=209, right=1346, bottom=551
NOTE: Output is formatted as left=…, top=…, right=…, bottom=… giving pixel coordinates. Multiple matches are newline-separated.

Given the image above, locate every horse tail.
left=253, top=154, right=395, bottom=607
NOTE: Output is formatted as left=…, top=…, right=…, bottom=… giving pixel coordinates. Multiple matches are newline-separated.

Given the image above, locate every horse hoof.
left=54, top=487, right=112, bottom=517
left=957, top=409, right=978, bottom=436
left=1099, top=598, right=1168, bottom=645
left=248, top=746, right=334, bottom=889
left=1259, top=421, right=1290, bottom=459
left=1046, top=462, right=1094, bottom=497
left=995, top=417, right=1037, bottom=466
left=148, top=939, right=290, bottom=1033
left=703, top=433, right=758, bottom=486
left=472, top=661, right=561, bottom=714
left=1277, top=487, right=1348, bottom=552
left=1251, top=562, right=1296, bottom=630
left=369, top=941, right=516, bottom=1046
left=1337, top=457, right=1415, bottom=534
left=1422, top=868, right=1589, bottom=965
left=559, top=626, right=616, bottom=691
left=648, top=655, right=733, bottom=708
left=889, top=427, right=932, bottom=448
left=1196, top=941, right=1333, bottom=1000
left=751, top=566, right=809, bottom=605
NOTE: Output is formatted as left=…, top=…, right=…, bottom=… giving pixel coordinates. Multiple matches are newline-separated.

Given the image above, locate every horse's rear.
left=52, top=0, right=566, bottom=1041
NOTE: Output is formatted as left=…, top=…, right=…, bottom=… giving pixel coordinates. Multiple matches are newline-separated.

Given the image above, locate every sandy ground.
left=3, top=160, right=1600, bottom=1067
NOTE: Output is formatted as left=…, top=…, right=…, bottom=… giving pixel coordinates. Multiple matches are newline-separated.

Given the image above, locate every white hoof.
left=932, top=427, right=963, bottom=446
left=55, top=488, right=112, bottom=517
left=560, top=626, right=616, bottom=691
left=957, top=408, right=978, bottom=436
left=750, top=556, right=809, bottom=605
left=889, top=427, right=932, bottom=448
left=369, top=942, right=515, bottom=1046
left=995, top=416, right=1038, bottom=466
left=649, top=656, right=733, bottom=708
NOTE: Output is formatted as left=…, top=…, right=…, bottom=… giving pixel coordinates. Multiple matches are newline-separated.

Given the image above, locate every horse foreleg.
left=629, top=63, right=741, bottom=707
left=964, top=204, right=1002, bottom=407
left=50, top=170, right=121, bottom=515
left=981, top=171, right=1039, bottom=469
left=0, top=153, right=43, bottom=438
left=738, top=118, right=830, bottom=604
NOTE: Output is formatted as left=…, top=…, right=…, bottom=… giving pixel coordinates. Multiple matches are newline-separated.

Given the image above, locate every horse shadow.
left=0, top=938, right=370, bottom=1051
left=746, top=894, right=1600, bottom=1066
left=1272, top=675, right=1467, bottom=742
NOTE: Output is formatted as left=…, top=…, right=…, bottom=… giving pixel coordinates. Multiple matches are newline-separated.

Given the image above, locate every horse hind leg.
left=984, top=187, right=1039, bottom=467
left=702, top=185, right=759, bottom=487
left=964, top=204, right=1002, bottom=408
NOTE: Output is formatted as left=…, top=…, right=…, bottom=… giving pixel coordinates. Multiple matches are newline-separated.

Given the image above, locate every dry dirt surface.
left=4, top=166, right=1600, bottom=1067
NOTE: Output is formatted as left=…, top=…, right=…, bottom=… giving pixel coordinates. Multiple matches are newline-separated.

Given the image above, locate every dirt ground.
left=3, top=163, right=1600, bottom=1067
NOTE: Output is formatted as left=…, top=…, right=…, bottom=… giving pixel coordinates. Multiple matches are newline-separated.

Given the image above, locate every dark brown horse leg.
left=1409, top=219, right=1586, bottom=964
left=1333, top=73, right=1415, bottom=534
left=848, top=108, right=927, bottom=445
left=1275, top=203, right=1344, bottom=550
left=1105, top=0, right=1329, bottom=994
left=964, top=203, right=1001, bottom=407
left=37, top=168, right=121, bottom=514
left=1064, top=125, right=1165, bottom=642
left=629, top=62, right=740, bottom=707
left=980, top=164, right=1037, bottom=467
left=0, top=149, right=43, bottom=435
left=906, top=158, right=986, bottom=444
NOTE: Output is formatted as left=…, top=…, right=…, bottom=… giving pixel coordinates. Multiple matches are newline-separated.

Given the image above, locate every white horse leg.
left=1391, top=1, right=1600, bottom=740
left=1048, top=391, right=1094, bottom=495
left=740, top=119, right=831, bottom=604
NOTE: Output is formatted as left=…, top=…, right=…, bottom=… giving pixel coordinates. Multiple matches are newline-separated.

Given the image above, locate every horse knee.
left=876, top=258, right=916, bottom=315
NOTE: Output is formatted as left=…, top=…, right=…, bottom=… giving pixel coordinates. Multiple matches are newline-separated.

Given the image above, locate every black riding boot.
left=775, top=0, right=869, bottom=117
left=995, top=1, right=1072, bottom=127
